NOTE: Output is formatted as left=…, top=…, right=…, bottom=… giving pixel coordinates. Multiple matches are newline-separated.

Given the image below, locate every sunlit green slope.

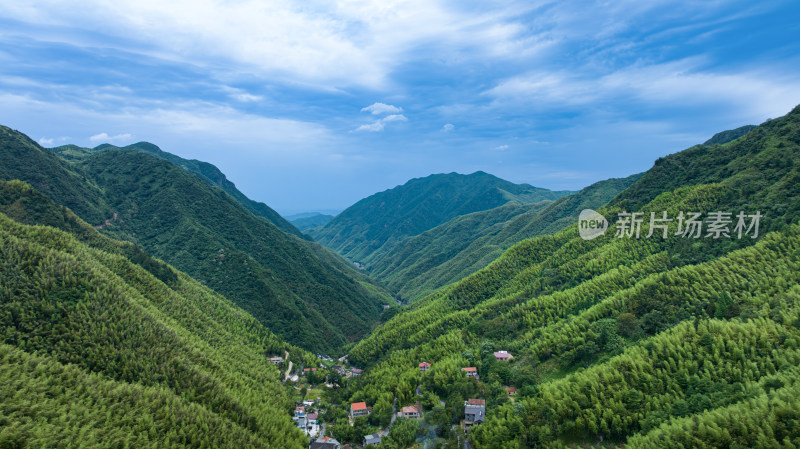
left=345, top=105, right=800, bottom=448
left=0, top=180, right=311, bottom=448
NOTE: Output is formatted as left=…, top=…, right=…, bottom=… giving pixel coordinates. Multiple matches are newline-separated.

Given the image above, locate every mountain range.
left=0, top=129, right=391, bottom=352
left=2, top=105, right=798, bottom=448
left=0, top=178, right=312, bottom=448
left=343, top=106, right=799, bottom=448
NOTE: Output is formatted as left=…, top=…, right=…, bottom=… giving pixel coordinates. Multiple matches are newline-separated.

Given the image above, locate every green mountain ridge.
left=0, top=179, right=311, bottom=448
left=51, top=141, right=305, bottom=238
left=364, top=173, right=641, bottom=302
left=1, top=132, right=392, bottom=353
left=342, top=105, right=800, bottom=448
left=311, top=170, right=573, bottom=273
left=290, top=212, right=335, bottom=232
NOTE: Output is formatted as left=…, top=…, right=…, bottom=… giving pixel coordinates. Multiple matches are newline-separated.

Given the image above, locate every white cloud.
left=0, top=1, right=545, bottom=90
left=230, top=93, right=263, bottom=103
left=485, top=59, right=800, bottom=122
left=442, top=123, right=455, bottom=132
left=381, top=114, right=407, bottom=123
left=354, top=113, right=408, bottom=132
left=361, top=102, right=403, bottom=115
left=0, top=93, right=336, bottom=161
left=355, top=122, right=386, bottom=132
left=220, top=86, right=263, bottom=103
left=38, top=137, right=55, bottom=146
left=494, top=144, right=509, bottom=151
left=89, top=132, right=132, bottom=144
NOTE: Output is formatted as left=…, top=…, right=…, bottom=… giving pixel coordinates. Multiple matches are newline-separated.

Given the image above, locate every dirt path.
left=284, top=350, right=293, bottom=381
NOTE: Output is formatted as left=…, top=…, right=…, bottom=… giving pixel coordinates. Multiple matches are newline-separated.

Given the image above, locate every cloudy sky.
left=1, top=0, right=799, bottom=214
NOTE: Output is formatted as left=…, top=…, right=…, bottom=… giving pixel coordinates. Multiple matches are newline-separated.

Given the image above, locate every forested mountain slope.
left=311, top=171, right=573, bottom=263
left=1, top=130, right=392, bottom=353
left=0, top=180, right=311, bottom=448
left=344, top=105, right=800, bottom=448
left=364, top=174, right=640, bottom=302
left=0, top=126, right=110, bottom=224
left=51, top=141, right=304, bottom=238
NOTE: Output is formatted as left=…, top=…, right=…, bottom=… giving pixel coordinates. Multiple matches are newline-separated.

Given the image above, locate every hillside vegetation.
left=0, top=180, right=311, bottom=448
left=2, top=132, right=391, bottom=352
left=365, top=174, right=640, bottom=302
left=343, top=106, right=800, bottom=448
left=311, top=171, right=573, bottom=264
left=52, top=141, right=304, bottom=237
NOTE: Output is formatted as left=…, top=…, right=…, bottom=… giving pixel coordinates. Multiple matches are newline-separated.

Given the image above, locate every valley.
left=1, top=105, right=799, bottom=448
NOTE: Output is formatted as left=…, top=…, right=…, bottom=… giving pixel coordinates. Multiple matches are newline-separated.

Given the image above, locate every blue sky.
left=1, top=0, right=799, bottom=214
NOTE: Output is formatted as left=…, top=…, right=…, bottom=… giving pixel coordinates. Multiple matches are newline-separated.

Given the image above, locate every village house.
left=350, top=402, right=371, bottom=419
left=419, top=362, right=431, bottom=372
left=269, top=356, right=284, bottom=365
left=303, top=368, right=318, bottom=376
left=462, top=367, right=479, bottom=379
left=309, top=436, right=341, bottom=449
left=464, top=399, right=486, bottom=427
left=363, top=433, right=382, bottom=446
left=294, top=415, right=308, bottom=430
left=507, top=386, right=517, bottom=396
left=351, top=369, right=362, bottom=377
left=332, top=365, right=346, bottom=375
left=493, top=350, right=513, bottom=361
left=401, top=406, right=421, bottom=419
left=293, top=406, right=307, bottom=430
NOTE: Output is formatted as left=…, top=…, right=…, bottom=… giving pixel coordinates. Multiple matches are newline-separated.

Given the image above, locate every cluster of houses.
left=293, top=404, right=320, bottom=436
left=298, top=365, right=362, bottom=382
left=307, top=350, right=515, bottom=448
left=419, top=349, right=513, bottom=377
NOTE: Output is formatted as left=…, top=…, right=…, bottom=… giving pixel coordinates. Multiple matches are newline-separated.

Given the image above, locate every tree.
left=383, top=418, right=419, bottom=448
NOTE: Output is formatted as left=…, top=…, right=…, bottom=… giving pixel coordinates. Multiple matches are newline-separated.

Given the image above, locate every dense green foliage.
left=2, top=130, right=392, bottom=352
left=365, top=174, right=640, bottom=302
left=77, top=150, right=389, bottom=352
left=343, top=106, right=800, bottom=448
left=703, top=124, right=756, bottom=145
left=51, top=141, right=305, bottom=238
left=0, top=126, right=110, bottom=224
left=311, top=171, right=573, bottom=263
left=50, top=142, right=305, bottom=238
left=0, top=184, right=311, bottom=448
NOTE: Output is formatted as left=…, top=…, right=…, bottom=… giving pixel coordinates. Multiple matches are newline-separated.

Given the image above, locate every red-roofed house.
left=493, top=350, right=513, bottom=361
left=462, top=367, right=479, bottom=378
left=419, top=362, right=431, bottom=372
left=351, top=402, right=370, bottom=419
left=401, top=406, right=421, bottom=419
left=507, top=387, right=517, bottom=396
